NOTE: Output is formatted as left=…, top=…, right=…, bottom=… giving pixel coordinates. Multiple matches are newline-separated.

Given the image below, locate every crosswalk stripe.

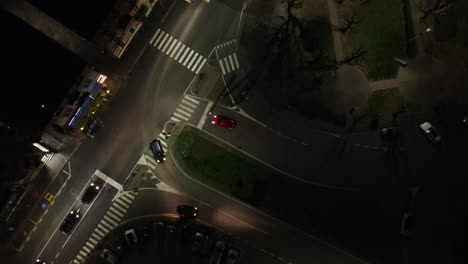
left=195, top=58, right=207, bottom=74
left=154, top=30, right=165, bottom=47
left=104, top=215, right=119, bottom=227
left=224, top=57, right=231, bottom=73
left=182, top=50, right=195, bottom=66
left=106, top=211, right=121, bottom=222
left=177, top=104, right=194, bottom=113
left=219, top=59, right=226, bottom=75
left=101, top=219, right=115, bottom=230
left=165, top=37, right=178, bottom=55
left=79, top=250, right=87, bottom=257
left=115, top=199, right=130, bottom=209
left=112, top=202, right=127, bottom=214
left=233, top=53, right=240, bottom=68
left=161, top=36, right=173, bottom=53
left=159, top=139, right=168, bottom=147
left=150, top=28, right=161, bottom=45
left=170, top=41, right=182, bottom=58
left=175, top=108, right=191, bottom=117
left=89, top=237, right=99, bottom=245
left=228, top=55, right=235, bottom=70
left=186, top=53, right=199, bottom=70
left=157, top=33, right=169, bottom=49
left=85, top=242, right=95, bottom=250
left=125, top=192, right=136, bottom=199
left=174, top=44, right=186, bottom=61
left=73, top=259, right=80, bottom=263
left=170, top=116, right=181, bottom=122
left=118, top=195, right=132, bottom=204
left=178, top=48, right=190, bottom=64
left=190, top=55, right=204, bottom=72
left=91, top=232, right=102, bottom=241
left=76, top=254, right=84, bottom=260
left=94, top=228, right=105, bottom=237
left=173, top=112, right=189, bottom=121
left=82, top=246, right=91, bottom=254
left=184, top=95, right=200, bottom=104
left=162, top=146, right=167, bottom=152
left=109, top=206, right=124, bottom=218
left=98, top=223, right=111, bottom=233
left=181, top=99, right=197, bottom=108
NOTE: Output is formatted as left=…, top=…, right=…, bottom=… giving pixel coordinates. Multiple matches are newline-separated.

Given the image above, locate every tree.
left=416, top=0, right=454, bottom=22
left=341, top=45, right=367, bottom=65
left=339, top=9, right=361, bottom=33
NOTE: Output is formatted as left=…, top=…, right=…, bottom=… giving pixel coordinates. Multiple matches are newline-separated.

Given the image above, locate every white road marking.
left=233, top=53, right=240, bottom=68
left=195, top=58, right=207, bottom=74
left=94, top=228, right=105, bottom=237
left=186, top=53, right=199, bottom=70
left=97, top=223, right=111, bottom=233
left=181, top=99, right=197, bottom=108
left=174, top=44, right=186, bottom=61
left=104, top=215, right=119, bottom=227
left=159, top=140, right=168, bottom=147
left=175, top=108, right=192, bottom=117
left=190, top=55, right=204, bottom=72
left=219, top=59, right=226, bottom=75
left=149, top=28, right=161, bottom=45
left=177, top=104, right=194, bottom=113
left=170, top=41, right=182, bottom=58
left=165, top=38, right=178, bottom=55
left=106, top=211, right=121, bottom=222
left=118, top=195, right=132, bottom=204
left=228, top=55, right=235, bottom=70
left=184, top=95, right=199, bottom=104
left=182, top=50, right=195, bottom=66
left=115, top=199, right=130, bottom=209
left=95, top=170, right=123, bottom=192
left=157, top=33, right=169, bottom=49
left=91, top=232, right=102, bottom=241
left=223, top=57, right=231, bottom=72
left=85, top=241, right=95, bottom=250
left=161, top=36, right=173, bottom=53
left=178, top=48, right=190, bottom=63
left=197, top=101, right=214, bottom=128
left=89, top=237, right=98, bottom=245
left=109, top=206, right=124, bottom=218
left=173, top=112, right=189, bottom=121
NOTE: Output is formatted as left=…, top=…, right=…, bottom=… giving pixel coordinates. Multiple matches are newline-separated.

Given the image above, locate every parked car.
left=111, top=237, right=127, bottom=257
left=225, top=248, right=240, bottom=264
left=139, top=225, right=152, bottom=244
left=166, top=224, right=177, bottom=249
left=100, top=248, right=117, bottom=264
left=125, top=229, right=138, bottom=246
left=209, top=240, right=226, bottom=264
left=149, top=139, right=166, bottom=163
left=81, top=181, right=101, bottom=204
left=192, top=232, right=205, bottom=252
left=87, top=119, right=103, bottom=138
left=176, top=205, right=198, bottom=219
left=380, top=127, right=399, bottom=141
left=180, top=225, right=193, bottom=248
left=420, top=122, right=441, bottom=144
left=212, top=115, right=236, bottom=129
left=153, top=221, right=166, bottom=248
left=400, top=212, right=413, bottom=237
left=60, top=209, right=81, bottom=234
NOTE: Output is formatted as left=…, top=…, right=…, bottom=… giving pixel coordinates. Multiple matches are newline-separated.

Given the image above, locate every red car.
left=212, top=115, right=236, bottom=129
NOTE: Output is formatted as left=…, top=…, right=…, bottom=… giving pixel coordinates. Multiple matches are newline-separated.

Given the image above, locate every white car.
left=419, top=122, right=441, bottom=144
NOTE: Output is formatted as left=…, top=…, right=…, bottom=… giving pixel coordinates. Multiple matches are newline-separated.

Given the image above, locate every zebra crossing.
left=149, top=28, right=207, bottom=74
left=215, top=40, right=240, bottom=75
left=72, top=191, right=137, bottom=263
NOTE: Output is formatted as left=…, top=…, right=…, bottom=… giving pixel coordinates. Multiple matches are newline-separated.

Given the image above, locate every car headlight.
left=163, top=157, right=166, bottom=160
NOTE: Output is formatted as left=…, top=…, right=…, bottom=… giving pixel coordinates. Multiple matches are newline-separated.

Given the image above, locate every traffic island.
left=172, top=125, right=410, bottom=263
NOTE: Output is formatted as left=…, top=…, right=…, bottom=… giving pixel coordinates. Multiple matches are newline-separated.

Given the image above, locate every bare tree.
left=339, top=9, right=361, bottom=33
left=416, top=0, right=454, bottom=22
left=341, top=45, right=367, bottom=65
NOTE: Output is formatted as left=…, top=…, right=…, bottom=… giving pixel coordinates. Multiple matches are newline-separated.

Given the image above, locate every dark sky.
left=0, top=0, right=116, bottom=133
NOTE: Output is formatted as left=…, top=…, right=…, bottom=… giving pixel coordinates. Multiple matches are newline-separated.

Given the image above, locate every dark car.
left=209, top=240, right=226, bottom=264
left=180, top=225, right=193, bottom=248
left=60, top=209, right=81, bottom=233
left=380, top=127, right=399, bottom=141
left=176, top=205, right=198, bottom=219
left=149, top=139, right=166, bottom=163
left=212, top=115, right=236, bottom=129
left=139, top=225, right=152, bottom=244
left=81, top=181, right=101, bottom=204
left=166, top=224, right=177, bottom=249
left=35, top=259, right=46, bottom=264
left=100, top=248, right=117, bottom=264
left=153, top=221, right=166, bottom=248
left=192, top=232, right=205, bottom=252
left=125, top=229, right=138, bottom=246
left=111, top=237, right=127, bottom=257
left=87, top=119, right=103, bottom=138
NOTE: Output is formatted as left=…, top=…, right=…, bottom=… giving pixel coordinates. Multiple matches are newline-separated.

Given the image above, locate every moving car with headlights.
left=149, top=139, right=166, bottom=163
left=81, top=181, right=101, bottom=204
left=176, top=205, right=198, bottom=219
left=60, top=209, right=81, bottom=233
left=419, top=122, right=441, bottom=144
left=212, top=115, right=236, bottom=129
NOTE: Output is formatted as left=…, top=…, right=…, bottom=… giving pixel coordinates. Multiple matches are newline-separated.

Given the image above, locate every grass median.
left=174, top=128, right=316, bottom=217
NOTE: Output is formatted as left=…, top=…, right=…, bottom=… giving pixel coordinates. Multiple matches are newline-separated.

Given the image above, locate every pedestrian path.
left=170, top=94, right=200, bottom=123
left=215, top=40, right=240, bottom=75
left=149, top=28, right=207, bottom=74
left=71, top=191, right=137, bottom=263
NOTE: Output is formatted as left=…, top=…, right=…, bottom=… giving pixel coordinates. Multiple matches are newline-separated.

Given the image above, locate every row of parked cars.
left=100, top=206, right=241, bottom=264
left=380, top=122, right=444, bottom=145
